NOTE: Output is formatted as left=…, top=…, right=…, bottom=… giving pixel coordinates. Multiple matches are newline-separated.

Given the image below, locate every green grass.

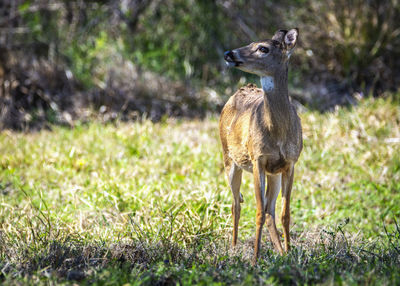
left=0, top=97, right=399, bottom=285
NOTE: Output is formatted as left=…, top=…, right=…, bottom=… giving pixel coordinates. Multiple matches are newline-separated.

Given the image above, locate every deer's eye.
left=258, top=46, right=269, bottom=53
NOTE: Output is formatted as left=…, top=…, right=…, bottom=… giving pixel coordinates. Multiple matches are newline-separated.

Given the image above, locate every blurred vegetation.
left=0, top=0, right=399, bottom=129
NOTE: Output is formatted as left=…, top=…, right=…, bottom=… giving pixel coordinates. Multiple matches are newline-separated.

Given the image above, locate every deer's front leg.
left=227, top=163, right=243, bottom=247
left=281, top=163, right=294, bottom=252
left=252, top=159, right=266, bottom=264
left=265, top=174, right=284, bottom=255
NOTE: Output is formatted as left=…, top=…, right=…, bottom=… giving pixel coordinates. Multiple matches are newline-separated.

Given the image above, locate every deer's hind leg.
left=225, top=160, right=243, bottom=247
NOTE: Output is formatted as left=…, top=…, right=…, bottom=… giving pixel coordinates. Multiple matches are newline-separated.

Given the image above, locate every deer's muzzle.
left=224, top=50, right=242, bottom=67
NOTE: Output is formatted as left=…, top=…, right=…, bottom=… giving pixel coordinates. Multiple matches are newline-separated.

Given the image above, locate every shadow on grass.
left=1, top=219, right=399, bottom=285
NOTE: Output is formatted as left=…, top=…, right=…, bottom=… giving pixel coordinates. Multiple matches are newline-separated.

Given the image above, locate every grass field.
left=1, top=96, right=400, bottom=285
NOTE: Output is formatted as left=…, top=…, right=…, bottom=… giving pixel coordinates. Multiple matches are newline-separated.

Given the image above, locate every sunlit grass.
left=0, top=96, right=399, bottom=284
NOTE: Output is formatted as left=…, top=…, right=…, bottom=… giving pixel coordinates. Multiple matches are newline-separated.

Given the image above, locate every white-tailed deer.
left=219, top=28, right=302, bottom=264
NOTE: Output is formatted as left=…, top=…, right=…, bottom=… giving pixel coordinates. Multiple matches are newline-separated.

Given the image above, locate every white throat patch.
left=261, top=76, right=274, bottom=92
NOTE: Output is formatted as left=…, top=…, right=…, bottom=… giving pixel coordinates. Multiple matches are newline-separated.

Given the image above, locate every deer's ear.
left=272, top=29, right=287, bottom=43
left=284, top=28, right=298, bottom=51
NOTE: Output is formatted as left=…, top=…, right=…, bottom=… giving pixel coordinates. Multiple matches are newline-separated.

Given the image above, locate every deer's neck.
left=260, top=67, right=291, bottom=135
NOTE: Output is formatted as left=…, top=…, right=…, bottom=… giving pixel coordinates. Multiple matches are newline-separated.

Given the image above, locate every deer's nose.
left=224, top=50, right=235, bottom=62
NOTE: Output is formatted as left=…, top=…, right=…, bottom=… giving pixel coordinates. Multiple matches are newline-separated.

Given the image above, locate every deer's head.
left=224, top=28, right=299, bottom=77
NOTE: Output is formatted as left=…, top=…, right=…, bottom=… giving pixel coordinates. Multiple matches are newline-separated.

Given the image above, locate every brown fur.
left=220, top=28, right=302, bottom=264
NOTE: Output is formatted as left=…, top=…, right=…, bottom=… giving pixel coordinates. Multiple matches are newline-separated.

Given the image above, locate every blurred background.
left=0, top=0, right=399, bottom=130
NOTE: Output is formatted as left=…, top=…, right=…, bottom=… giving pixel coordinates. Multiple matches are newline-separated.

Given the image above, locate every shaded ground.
left=1, top=226, right=400, bottom=285
left=0, top=50, right=215, bottom=130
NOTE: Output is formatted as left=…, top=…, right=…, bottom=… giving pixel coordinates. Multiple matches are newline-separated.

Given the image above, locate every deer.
left=219, top=28, right=302, bottom=264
